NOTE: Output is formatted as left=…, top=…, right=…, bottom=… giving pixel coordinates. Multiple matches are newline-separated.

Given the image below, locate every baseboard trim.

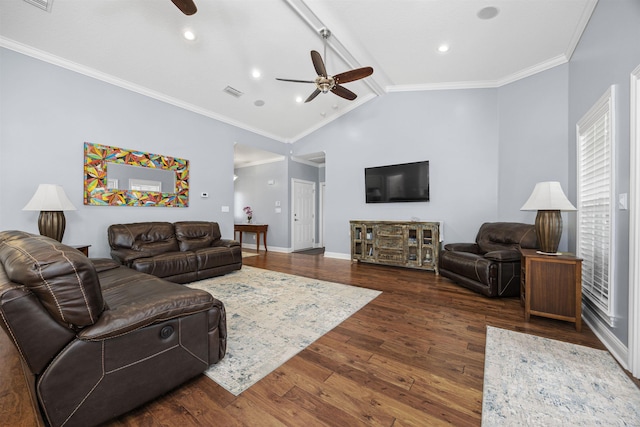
left=324, top=252, right=351, bottom=260
left=583, top=304, right=629, bottom=370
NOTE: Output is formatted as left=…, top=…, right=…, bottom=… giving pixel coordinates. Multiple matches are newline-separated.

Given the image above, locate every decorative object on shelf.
left=243, top=206, right=253, bottom=223
left=521, top=181, right=576, bottom=255
left=84, top=142, right=189, bottom=207
left=23, top=184, right=76, bottom=242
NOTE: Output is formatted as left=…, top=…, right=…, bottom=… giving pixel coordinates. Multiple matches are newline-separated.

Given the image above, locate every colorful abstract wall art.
left=84, top=142, right=189, bottom=207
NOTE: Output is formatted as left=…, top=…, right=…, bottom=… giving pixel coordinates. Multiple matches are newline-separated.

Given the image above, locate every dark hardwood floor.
left=0, top=251, right=624, bottom=426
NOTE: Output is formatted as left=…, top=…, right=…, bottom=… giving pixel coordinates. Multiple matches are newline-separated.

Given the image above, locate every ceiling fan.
left=276, top=29, right=374, bottom=103
left=171, top=0, right=197, bottom=15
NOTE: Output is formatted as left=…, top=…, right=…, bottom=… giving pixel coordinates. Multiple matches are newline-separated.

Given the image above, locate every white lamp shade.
left=521, top=181, right=576, bottom=211
left=23, top=184, right=77, bottom=211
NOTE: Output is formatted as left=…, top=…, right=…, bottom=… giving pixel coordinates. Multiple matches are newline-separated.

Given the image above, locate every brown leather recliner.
left=108, top=221, right=242, bottom=284
left=439, top=222, right=538, bottom=297
left=0, top=231, right=226, bottom=427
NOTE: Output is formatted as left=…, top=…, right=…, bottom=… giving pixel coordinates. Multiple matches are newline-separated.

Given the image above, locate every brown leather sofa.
left=108, top=221, right=241, bottom=284
left=439, top=222, right=538, bottom=297
left=0, top=230, right=226, bottom=427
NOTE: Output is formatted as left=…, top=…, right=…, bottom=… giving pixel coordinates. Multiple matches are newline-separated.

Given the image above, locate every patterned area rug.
left=187, top=266, right=381, bottom=395
left=482, top=326, right=640, bottom=426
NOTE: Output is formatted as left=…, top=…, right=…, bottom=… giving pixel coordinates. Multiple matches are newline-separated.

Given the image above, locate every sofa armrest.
left=484, top=250, right=521, bottom=262
left=212, top=239, right=241, bottom=249
left=444, top=243, right=480, bottom=253
left=78, top=279, right=214, bottom=340
left=110, top=248, right=151, bottom=266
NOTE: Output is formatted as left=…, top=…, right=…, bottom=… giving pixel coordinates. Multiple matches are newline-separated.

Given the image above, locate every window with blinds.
left=576, top=86, right=616, bottom=325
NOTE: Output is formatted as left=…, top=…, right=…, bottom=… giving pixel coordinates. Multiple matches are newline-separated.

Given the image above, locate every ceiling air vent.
left=24, top=0, right=53, bottom=12
left=223, top=86, right=243, bottom=98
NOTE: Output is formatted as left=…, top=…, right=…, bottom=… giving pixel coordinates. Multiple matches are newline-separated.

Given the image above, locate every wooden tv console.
left=350, top=220, right=440, bottom=274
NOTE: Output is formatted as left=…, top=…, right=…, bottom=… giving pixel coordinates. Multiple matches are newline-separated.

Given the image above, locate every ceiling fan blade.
left=333, top=67, right=374, bottom=84
left=311, top=50, right=327, bottom=78
left=171, top=0, right=197, bottom=15
left=305, top=89, right=322, bottom=103
left=276, top=78, right=315, bottom=84
left=331, top=85, right=357, bottom=101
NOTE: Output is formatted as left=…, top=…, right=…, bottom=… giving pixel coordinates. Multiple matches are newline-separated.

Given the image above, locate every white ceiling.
left=0, top=0, right=597, bottom=144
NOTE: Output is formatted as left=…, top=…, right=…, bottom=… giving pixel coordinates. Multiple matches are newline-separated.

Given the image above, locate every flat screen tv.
left=365, top=160, right=429, bottom=203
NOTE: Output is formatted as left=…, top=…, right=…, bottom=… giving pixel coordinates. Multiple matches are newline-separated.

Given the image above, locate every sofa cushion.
left=476, top=222, right=537, bottom=254
left=131, top=252, right=197, bottom=278
left=175, top=221, right=221, bottom=251
left=0, top=232, right=105, bottom=327
left=195, top=247, right=239, bottom=270
left=109, top=222, right=179, bottom=256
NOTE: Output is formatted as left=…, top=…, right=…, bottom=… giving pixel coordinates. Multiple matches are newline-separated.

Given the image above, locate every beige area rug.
left=241, top=251, right=259, bottom=258
left=187, top=266, right=381, bottom=395
left=482, top=326, right=640, bottom=426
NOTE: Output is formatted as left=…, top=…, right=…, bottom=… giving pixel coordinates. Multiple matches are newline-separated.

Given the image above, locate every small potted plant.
left=243, top=206, right=253, bottom=223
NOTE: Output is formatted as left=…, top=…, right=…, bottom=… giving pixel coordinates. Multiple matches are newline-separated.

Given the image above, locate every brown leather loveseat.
left=108, top=221, right=242, bottom=284
left=0, top=230, right=226, bottom=427
left=439, top=222, right=538, bottom=297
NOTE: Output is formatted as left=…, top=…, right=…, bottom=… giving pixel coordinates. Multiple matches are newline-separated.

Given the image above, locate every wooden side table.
left=520, top=249, right=582, bottom=331
left=234, top=224, right=268, bottom=252
left=70, top=244, right=91, bottom=257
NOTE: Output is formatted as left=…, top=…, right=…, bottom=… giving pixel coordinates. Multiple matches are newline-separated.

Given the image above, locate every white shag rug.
left=482, top=326, right=640, bottom=426
left=187, top=266, right=381, bottom=395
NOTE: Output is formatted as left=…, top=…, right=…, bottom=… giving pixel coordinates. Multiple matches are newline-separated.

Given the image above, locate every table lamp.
left=521, top=181, right=576, bottom=255
left=23, top=184, right=77, bottom=242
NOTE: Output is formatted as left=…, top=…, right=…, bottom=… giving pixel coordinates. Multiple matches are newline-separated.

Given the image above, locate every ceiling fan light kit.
left=276, top=28, right=374, bottom=103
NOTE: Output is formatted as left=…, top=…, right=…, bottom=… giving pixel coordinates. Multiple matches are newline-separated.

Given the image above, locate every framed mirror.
left=84, top=142, right=189, bottom=207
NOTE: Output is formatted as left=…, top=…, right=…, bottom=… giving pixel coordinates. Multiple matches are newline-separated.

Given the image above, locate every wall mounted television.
left=365, top=160, right=430, bottom=203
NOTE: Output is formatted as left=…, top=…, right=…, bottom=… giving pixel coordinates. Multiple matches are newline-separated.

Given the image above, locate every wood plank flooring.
left=0, top=251, right=626, bottom=426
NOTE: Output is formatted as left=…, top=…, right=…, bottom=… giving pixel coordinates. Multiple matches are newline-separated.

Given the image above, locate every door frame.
left=628, top=64, right=640, bottom=377
left=290, top=178, right=316, bottom=251
left=319, top=181, right=326, bottom=248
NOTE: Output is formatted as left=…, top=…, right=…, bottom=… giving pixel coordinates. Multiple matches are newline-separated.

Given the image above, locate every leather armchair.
left=439, top=222, right=538, bottom=297
left=0, top=231, right=226, bottom=427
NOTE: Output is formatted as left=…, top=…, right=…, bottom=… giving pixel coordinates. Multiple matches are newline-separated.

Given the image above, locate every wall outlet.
left=221, top=206, right=230, bottom=212
left=201, top=192, right=209, bottom=198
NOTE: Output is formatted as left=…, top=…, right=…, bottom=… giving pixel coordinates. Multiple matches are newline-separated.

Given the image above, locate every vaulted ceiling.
left=0, top=0, right=597, bottom=143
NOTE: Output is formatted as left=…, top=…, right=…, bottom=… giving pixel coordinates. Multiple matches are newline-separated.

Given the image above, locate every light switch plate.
left=221, top=206, right=230, bottom=212
left=619, top=193, right=628, bottom=210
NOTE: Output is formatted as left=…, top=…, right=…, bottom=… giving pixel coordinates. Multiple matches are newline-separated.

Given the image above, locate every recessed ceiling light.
left=251, top=69, right=261, bottom=79
left=295, top=96, right=303, bottom=103
left=254, top=100, right=265, bottom=107
left=477, top=6, right=499, bottom=20
left=183, top=29, right=196, bottom=41
left=438, top=44, right=450, bottom=53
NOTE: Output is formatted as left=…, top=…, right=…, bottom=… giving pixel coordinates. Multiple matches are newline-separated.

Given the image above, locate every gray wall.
left=498, top=63, right=571, bottom=249
left=294, top=88, right=528, bottom=256
left=567, top=0, right=640, bottom=345
left=0, top=48, right=279, bottom=258
left=234, top=159, right=289, bottom=249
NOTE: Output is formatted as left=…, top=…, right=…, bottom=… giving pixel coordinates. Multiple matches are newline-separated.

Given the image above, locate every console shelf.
left=350, top=220, right=440, bottom=274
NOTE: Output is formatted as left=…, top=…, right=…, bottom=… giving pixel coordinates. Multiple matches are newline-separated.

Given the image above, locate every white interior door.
left=292, top=178, right=315, bottom=251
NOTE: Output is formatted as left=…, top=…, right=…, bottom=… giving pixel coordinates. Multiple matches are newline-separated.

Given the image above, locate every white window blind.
left=576, top=86, right=616, bottom=324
